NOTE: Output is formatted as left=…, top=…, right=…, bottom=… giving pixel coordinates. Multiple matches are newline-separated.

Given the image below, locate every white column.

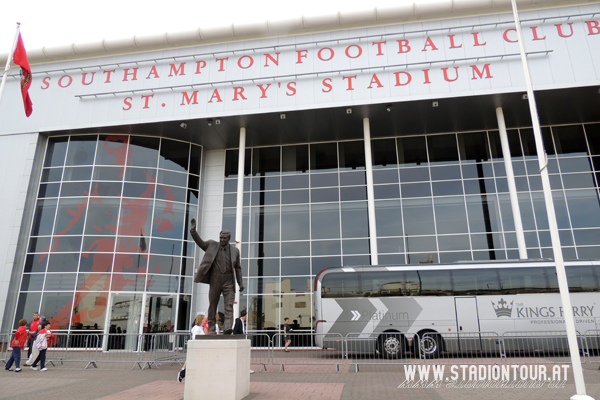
left=496, top=107, right=527, bottom=259
left=363, top=118, right=378, bottom=265
left=510, top=1, right=591, bottom=398
left=234, top=127, right=246, bottom=318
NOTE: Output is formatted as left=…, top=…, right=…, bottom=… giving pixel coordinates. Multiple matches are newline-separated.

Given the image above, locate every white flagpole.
left=0, top=22, right=22, bottom=107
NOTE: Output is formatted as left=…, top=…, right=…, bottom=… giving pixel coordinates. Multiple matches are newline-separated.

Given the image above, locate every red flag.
left=13, top=33, right=33, bottom=117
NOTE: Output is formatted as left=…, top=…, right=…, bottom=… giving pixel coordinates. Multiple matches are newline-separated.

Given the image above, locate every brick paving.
left=1, top=360, right=600, bottom=400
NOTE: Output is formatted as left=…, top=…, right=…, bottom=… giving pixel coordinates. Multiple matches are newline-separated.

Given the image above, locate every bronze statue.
left=190, top=219, right=244, bottom=334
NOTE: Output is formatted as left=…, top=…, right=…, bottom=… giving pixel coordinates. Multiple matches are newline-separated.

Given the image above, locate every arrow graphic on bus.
left=351, top=310, right=361, bottom=321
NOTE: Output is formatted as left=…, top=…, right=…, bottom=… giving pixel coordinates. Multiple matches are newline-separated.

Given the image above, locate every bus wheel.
left=378, top=333, right=404, bottom=359
left=420, top=334, right=442, bottom=358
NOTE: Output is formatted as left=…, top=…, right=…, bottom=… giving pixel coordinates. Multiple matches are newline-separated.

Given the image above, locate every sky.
left=0, top=0, right=429, bottom=54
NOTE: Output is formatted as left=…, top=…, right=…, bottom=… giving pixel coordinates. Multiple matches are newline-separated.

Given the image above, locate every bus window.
left=404, top=271, right=420, bottom=296
left=452, top=268, right=500, bottom=295
left=566, top=265, right=600, bottom=292
left=418, top=270, right=453, bottom=296
left=321, top=273, right=361, bottom=298
left=498, top=267, right=550, bottom=294
left=360, top=271, right=404, bottom=297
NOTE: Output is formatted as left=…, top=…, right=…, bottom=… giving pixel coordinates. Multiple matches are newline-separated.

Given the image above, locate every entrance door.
left=454, top=297, right=481, bottom=351
left=107, top=293, right=143, bottom=350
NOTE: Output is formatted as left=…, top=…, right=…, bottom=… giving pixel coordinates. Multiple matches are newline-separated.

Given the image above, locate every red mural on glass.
left=41, top=136, right=180, bottom=330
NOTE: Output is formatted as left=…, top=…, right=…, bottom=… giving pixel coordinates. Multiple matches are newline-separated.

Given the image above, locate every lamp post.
left=509, top=1, right=592, bottom=398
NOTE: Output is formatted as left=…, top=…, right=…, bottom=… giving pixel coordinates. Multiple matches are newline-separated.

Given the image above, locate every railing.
left=1, top=330, right=598, bottom=371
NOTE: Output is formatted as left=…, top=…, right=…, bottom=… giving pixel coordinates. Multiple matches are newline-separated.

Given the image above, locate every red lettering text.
left=322, top=78, right=333, bottom=92
left=146, top=66, right=160, bottom=79
left=372, top=41, right=386, bottom=55
left=345, top=45, right=362, bottom=59
left=81, top=72, right=95, bottom=86
left=257, top=84, right=271, bottom=98
left=103, top=70, right=115, bottom=83
left=318, top=47, right=334, bottom=61
left=264, top=53, right=280, bottom=66
left=471, top=64, right=493, bottom=79
left=448, top=35, right=462, bottom=49
left=123, top=97, right=132, bottom=111
left=58, top=75, right=73, bottom=88
left=296, top=49, right=308, bottom=63
left=556, top=23, right=574, bottom=38
left=394, top=71, right=411, bottom=86
left=422, top=37, right=438, bottom=51
left=123, top=68, right=138, bottom=81
left=397, top=39, right=411, bottom=53
left=237, top=56, right=254, bottom=69
left=141, top=94, right=154, bottom=109
left=181, top=91, right=199, bottom=105
left=472, top=32, right=487, bottom=46
left=169, top=63, right=185, bottom=77
left=442, top=67, right=459, bottom=82
left=209, top=89, right=223, bottom=103
left=503, top=29, right=517, bottom=43
left=286, top=82, right=296, bottom=96
left=423, top=69, right=431, bottom=84
left=233, top=87, right=247, bottom=100
left=531, top=26, right=546, bottom=40
left=195, top=60, right=207, bottom=74
left=343, top=75, right=357, bottom=90
left=41, top=76, right=51, bottom=89
left=586, top=20, right=600, bottom=35
left=216, top=58, right=228, bottom=71
left=368, top=74, right=383, bottom=88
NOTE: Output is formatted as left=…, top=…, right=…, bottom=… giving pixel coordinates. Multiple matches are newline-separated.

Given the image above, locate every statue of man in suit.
left=190, top=219, right=244, bottom=334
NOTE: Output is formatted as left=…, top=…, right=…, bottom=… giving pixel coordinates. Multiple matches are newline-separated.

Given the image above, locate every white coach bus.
left=314, top=260, right=600, bottom=358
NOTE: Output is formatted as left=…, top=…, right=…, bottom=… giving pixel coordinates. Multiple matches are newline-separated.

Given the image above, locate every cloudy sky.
left=0, top=0, right=430, bottom=53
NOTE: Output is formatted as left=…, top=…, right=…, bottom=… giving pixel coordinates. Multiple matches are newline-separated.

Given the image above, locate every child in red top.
left=30, top=321, right=55, bottom=371
left=5, top=319, right=27, bottom=372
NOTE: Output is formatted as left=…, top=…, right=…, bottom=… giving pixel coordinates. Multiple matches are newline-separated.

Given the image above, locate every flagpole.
left=0, top=23, right=21, bottom=107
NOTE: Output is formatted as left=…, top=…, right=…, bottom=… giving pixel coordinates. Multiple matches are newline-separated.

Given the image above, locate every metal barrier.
left=501, top=331, right=583, bottom=365
left=583, top=330, right=600, bottom=366
left=45, top=332, right=101, bottom=369
left=345, top=332, right=421, bottom=372
left=0, top=333, right=11, bottom=364
left=148, top=332, right=189, bottom=368
left=247, top=333, right=270, bottom=372
left=271, top=333, right=344, bottom=372
left=420, top=332, right=505, bottom=365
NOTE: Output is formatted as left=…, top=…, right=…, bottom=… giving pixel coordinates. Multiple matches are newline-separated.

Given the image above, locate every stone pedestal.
left=184, top=338, right=250, bottom=400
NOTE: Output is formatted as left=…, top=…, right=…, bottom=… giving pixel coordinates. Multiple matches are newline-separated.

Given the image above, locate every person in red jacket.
left=27, top=312, right=40, bottom=358
left=30, top=321, right=55, bottom=372
left=5, top=319, right=28, bottom=372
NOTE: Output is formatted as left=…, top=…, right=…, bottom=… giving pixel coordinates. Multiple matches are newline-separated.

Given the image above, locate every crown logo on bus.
left=491, top=298, right=514, bottom=317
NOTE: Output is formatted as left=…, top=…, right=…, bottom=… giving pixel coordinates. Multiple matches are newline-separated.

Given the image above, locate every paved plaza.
left=2, top=357, right=600, bottom=400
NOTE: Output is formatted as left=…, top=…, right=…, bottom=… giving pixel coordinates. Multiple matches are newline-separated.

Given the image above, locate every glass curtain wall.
left=223, top=122, right=600, bottom=333
left=14, top=135, right=201, bottom=335
left=222, top=141, right=371, bottom=332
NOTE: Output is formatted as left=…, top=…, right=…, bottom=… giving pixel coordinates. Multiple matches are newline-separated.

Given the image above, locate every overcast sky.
left=0, top=0, right=428, bottom=54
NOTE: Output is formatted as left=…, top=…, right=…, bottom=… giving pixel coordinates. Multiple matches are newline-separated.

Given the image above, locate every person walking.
left=283, top=317, right=292, bottom=352
left=5, top=319, right=28, bottom=372
left=27, top=312, right=40, bottom=359
left=177, top=314, right=208, bottom=383
left=232, top=309, right=247, bottom=335
left=30, top=321, right=54, bottom=371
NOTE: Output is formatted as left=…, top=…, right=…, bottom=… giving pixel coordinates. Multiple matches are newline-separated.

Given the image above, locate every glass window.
left=341, top=202, right=369, bottom=239
left=47, top=253, right=79, bottom=272
left=434, top=197, right=468, bottom=234
left=465, top=195, right=502, bottom=233
left=498, top=267, right=553, bottom=294
left=128, top=137, right=160, bottom=168
left=565, top=189, right=600, bottom=229
left=310, top=143, right=337, bottom=171
left=189, top=144, right=202, bottom=176
left=400, top=167, right=429, bottom=183
left=432, top=181, right=463, bottom=196
left=24, top=254, right=48, bottom=273
left=375, top=200, right=403, bottom=237
left=372, top=139, right=397, bottom=169
left=585, top=123, right=600, bottom=156
left=520, top=127, right=554, bottom=157
left=281, top=257, right=310, bottom=276
left=31, top=199, right=58, bottom=236
left=401, top=182, right=431, bottom=198
left=63, top=166, right=93, bottom=181
left=159, top=139, right=189, bottom=173
left=281, top=277, right=313, bottom=293
left=452, top=268, right=500, bottom=295
left=148, top=255, right=181, bottom=275
left=553, top=125, right=589, bottom=156
left=44, top=273, right=77, bottom=291
left=281, top=205, right=309, bottom=240
left=566, top=265, right=600, bottom=292
left=321, top=272, right=360, bottom=298
left=459, top=132, right=490, bottom=162
left=52, top=236, right=82, bottom=253
left=397, top=137, right=427, bottom=166
left=66, top=137, right=97, bottom=166
left=282, top=174, right=309, bottom=190
left=29, top=237, right=51, bottom=253
left=340, top=186, right=367, bottom=201
left=125, top=167, right=157, bottom=183
left=339, top=141, right=365, bottom=171
left=281, top=189, right=309, bottom=204
left=438, top=235, right=470, bottom=251
left=281, top=241, right=310, bottom=257
left=14, top=292, right=42, bottom=329
left=96, top=135, right=129, bottom=166
left=248, top=258, right=280, bottom=277
left=427, top=134, right=459, bottom=164
left=41, top=292, right=75, bottom=329
left=252, top=147, right=280, bottom=176
left=374, top=184, right=400, bottom=200
left=403, top=198, right=435, bottom=235
left=93, top=166, right=124, bottom=181
left=377, top=237, right=405, bottom=253
left=250, top=206, right=280, bottom=242
left=72, top=292, right=108, bottom=330
left=282, top=145, right=308, bottom=174
left=251, top=176, right=280, bottom=191
left=419, top=270, right=452, bottom=295
left=60, top=182, right=91, bottom=197
left=41, top=168, right=64, bottom=183
left=406, top=236, right=437, bottom=252
left=342, top=239, right=370, bottom=255
left=373, top=169, right=399, bottom=184
left=21, top=274, right=45, bottom=291
left=311, top=203, right=340, bottom=240
left=44, top=138, right=69, bottom=168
